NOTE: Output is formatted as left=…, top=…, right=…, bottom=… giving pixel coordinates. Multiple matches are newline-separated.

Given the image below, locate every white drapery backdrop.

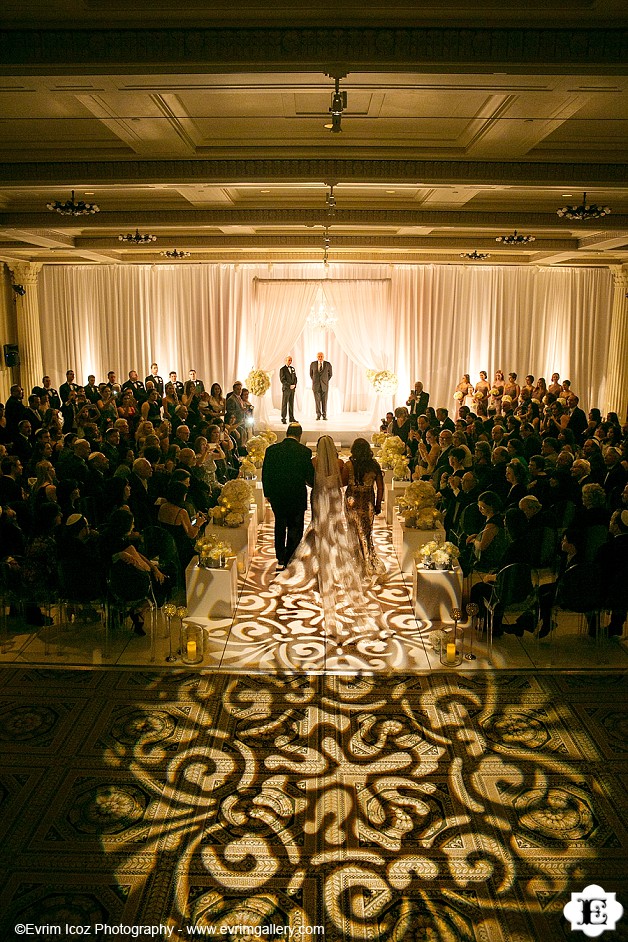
left=38, top=262, right=614, bottom=416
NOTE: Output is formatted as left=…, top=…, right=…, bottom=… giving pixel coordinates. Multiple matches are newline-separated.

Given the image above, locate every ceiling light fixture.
left=460, top=250, right=491, bottom=260
left=325, top=185, right=337, bottom=217
left=324, top=74, right=347, bottom=133
left=160, top=249, right=191, bottom=259
left=495, top=230, right=536, bottom=246
left=323, top=227, right=331, bottom=268
left=557, top=192, right=611, bottom=221
left=119, top=229, right=157, bottom=244
left=46, top=190, right=100, bottom=216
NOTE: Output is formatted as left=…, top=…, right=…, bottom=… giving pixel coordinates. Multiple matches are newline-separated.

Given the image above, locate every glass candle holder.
left=180, top=621, right=204, bottom=665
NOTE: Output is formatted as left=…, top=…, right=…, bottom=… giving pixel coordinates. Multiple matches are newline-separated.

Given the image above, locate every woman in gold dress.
left=341, top=438, right=386, bottom=580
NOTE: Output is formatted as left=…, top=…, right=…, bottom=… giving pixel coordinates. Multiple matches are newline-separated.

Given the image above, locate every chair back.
left=493, top=563, right=534, bottom=607
left=555, top=562, right=603, bottom=613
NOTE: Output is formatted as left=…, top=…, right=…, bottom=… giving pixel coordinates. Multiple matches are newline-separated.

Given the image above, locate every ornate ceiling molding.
left=0, top=27, right=625, bottom=72
left=0, top=158, right=625, bottom=188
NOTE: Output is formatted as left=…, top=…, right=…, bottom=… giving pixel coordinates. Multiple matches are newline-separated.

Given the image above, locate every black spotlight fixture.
left=11, top=283, right=26, bottom=297
left=324, top=74, right=347, bottom=133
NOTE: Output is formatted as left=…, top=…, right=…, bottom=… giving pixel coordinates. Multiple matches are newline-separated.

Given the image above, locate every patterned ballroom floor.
left=0, top=667, right=626, bottom=941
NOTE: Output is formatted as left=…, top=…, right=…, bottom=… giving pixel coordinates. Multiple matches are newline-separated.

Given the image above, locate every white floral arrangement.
left=246, top=435, right=270, bottom=467
left=371, top=431, right=387, bottom=447
left=502, top=395, right=513, bottom=404
left=453, top=390, right=464, bottom=401
left=473, top=390, right=485, bottom=401
left=557, top=396, right=567, bottom=407
left=379, top=435, right=406, bottom=469
left=397, top=481, right=443, bottom=530
left=258, top=428, right=277, bottom=444
left=416, top=539, right=460, bottom=570
left=195, top=532, right=234, bottom=567
left=392, top=456, right=410, bottom=481
left=240, top=457, right=258, bottom=478
left=490, top=387, right=500, bottom=397
left=366, top=369, right=399, bottom=395
left=210, top=478, right=252, bottom=527
left=245, top=369, right=271, bottom=397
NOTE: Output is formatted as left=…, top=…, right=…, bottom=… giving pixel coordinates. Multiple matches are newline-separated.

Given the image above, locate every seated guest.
left=57, top=512, right=105, bottom=606
left=466, top=490, right=509, bottom=574
left=504, top=459, right=529, bottom=508
left=596, top=509, right=628, bottom=636
left=21, top=501, right=63, bottom=626
left=100, top=509, right=167, bottom=635
left=157, top=480, right=207, bottom=568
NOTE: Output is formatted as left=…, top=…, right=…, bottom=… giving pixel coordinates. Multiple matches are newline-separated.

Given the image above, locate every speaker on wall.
left=3, top=343, right=19, bottom=367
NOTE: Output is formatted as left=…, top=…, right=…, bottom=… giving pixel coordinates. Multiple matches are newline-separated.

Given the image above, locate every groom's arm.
left=327, top=362, right=333, bottom=380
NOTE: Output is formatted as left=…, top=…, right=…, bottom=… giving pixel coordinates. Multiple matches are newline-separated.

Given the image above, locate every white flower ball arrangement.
left=246, top=435, right=270, bottom=467
left=366, top=369, right=399, bottom=395
left=240, top=457, right=257, bottom=478
left=392, top=456, right=410, bottom=481
left=397, top=480, right=443, bottom=530
left=453, top=390, right=464, bottom=401
left=210, top=478, right=252, bottom=527
left=379, top=435, right=406, bottom=470
left=371, top=431, right=387, bottom=447
left=502, top=395, right=513, bottom=405
left=245, top=369, right=271, bottom=397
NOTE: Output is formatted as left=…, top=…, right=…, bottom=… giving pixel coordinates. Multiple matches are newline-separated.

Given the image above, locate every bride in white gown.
left=275, top=435, right=385, bottom=641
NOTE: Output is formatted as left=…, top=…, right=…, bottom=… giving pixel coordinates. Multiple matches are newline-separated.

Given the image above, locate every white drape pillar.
left=10, top=262, right=43, bottom=395
left=604, top=264, right=628, bottom=421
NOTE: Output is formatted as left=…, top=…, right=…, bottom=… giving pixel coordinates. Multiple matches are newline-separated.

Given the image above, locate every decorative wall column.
left=604, top=265, right=628, bottom=422
left=9, top=262, right=43, bottom=396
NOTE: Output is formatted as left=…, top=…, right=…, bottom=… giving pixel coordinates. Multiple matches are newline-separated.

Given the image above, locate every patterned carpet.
left=0, top=668, right=626, bottom=940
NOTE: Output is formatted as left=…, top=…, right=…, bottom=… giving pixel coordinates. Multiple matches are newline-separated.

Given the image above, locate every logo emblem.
left=563, top=884, right=624, bottom=937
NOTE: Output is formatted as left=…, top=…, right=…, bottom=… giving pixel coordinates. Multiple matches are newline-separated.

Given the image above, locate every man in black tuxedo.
left=279, top=356, right=297, bottom=424
left=566, top=394, right=587, bottom=445
left=34, top=376, right=61, bottom=410
left=407, top=381, right=430, bottom=417
left=262, top=423, right=315, bottom=570
left=187, top=369, right=205, bottom=393
left=145, top=363, right=164, bottom=397
left=309, top=352, right=333, bottom=420
left=168, top=371, right=184, bottom=398
left=122, top=370, right=146, bottom=403
left=59, top=369, right=79, bottom=405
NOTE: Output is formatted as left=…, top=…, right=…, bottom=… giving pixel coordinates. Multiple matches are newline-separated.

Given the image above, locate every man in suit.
left=566, top=394, right=587, bottom=445
left=59, top=369, right=79, bottom=405
left=187, top=369, right=205, bottom=393
left=309, top=351, right=333, bottom=420
left=145, top=363, right=164, bottom=397
left=168, top=370, right=184, bottom=398
left=279, top=355, right=297, bottom=424
left=34, top=376, right=61, bottom=410
left=122, top=369, right=147, bottom=403
left=407, top=381, right=430, bottom=417
left=262, top=422, right=315, bottom=570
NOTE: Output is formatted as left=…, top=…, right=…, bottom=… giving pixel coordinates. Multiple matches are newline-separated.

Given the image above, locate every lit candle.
left=446, top=643, right=456, bottom=665
left=186, top=640, right=197, bottom=660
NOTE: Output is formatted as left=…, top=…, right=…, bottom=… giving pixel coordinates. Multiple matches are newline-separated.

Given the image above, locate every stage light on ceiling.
left=324, top=74, right=347, bottom=133
left=46, top=190, right=100, bottom=216
left=119, top=229, right=157, bottom=244
left=557, top=192, right=611, bottom=221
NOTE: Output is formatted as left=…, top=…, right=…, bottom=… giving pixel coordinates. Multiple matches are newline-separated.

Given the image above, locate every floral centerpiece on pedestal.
left=246, top=428, right=276, bottom=468
left=415, top=539, right=460, bottom=570
left=379, top=435, right=406, bottom=470
left=245, top=369, right=271, bottom=397
left=210, top=478, right=253, bottom=527
left=366, top=369, right=399, bottom=395
left=371, top=431, right=387, bottom=448
left=240, top=457, right=258, bottom=479
left=397, top=481, right=443, bottom=529
left=195, top=532, right=235, bottom=569
left=392, top=456, right=410, bottom=481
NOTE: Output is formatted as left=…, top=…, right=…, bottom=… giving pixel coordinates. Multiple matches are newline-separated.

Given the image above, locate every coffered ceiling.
left=0, top=6, right=626, bottom=268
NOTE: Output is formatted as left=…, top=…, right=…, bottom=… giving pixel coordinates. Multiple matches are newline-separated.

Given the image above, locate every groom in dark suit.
left=309, top=351, right=333, bottom=420
left=279, top=355, right=297, bottom=424
left=262, top=423, right=315, bottom=570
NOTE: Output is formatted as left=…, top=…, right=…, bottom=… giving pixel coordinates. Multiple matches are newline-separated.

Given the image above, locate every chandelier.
left=160, top=249, right=190, bottom=259
left=46, top=190, right=100, bottom=216
left=460, top=250, right=491, bottom=260
left=307, top=292, right=337, bottom=331
left=322, top=227, right=331, bottom=268
left=325, top=185, right=337, bottom=217
left=119, top=229, right=157, bottom=244
left=324, top=74, right=347, bottom=133
left=495, top=230, right=536, bottom=245
left=557, top=192, right=611, bottom=221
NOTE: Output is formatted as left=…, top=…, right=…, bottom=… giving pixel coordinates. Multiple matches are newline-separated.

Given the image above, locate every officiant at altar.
left=310, top=352, right=333, bottom=421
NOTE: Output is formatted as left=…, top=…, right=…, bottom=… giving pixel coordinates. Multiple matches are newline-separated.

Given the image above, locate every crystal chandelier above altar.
left=307, top=290, right=337, bottom=331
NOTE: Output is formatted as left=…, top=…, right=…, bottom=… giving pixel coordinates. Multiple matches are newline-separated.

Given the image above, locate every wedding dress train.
left=275, top=436, right=385, bottom=641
